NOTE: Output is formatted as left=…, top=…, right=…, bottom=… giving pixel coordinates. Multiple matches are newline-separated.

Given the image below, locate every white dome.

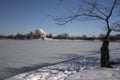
left=35, top=29, right=46, bottom=35
left=35, top=28, right=46, bottom=40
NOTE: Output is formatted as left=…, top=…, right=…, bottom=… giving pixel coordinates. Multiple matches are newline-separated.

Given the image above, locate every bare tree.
left=55, top=0, right=120, bottom=68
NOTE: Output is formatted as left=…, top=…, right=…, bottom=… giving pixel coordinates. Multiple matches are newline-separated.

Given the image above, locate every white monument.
left=35, top=28, right=46, bottom=40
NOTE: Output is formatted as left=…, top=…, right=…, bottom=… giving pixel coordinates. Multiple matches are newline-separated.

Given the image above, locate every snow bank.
left=65, top=68, right=120, bottom=80
left=5, top=49, right=120, bottom=80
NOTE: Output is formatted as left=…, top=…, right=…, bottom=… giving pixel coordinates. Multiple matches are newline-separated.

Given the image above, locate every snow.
left=65, top=69, right=120, bottom=80
left=5, top=49, right=120, bottom=80
left=0, top=40, right=104, bottom=79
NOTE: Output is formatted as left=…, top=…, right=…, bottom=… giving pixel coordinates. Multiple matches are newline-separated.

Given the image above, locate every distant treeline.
left=52, top=33, right=120, bottom=42
left=0, top=33, right=120, bottom=42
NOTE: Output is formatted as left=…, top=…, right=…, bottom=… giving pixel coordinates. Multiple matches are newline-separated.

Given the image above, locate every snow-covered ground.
left=1, top=40, right=103, bottom=79
left=6, top=49, right=120, bottom=80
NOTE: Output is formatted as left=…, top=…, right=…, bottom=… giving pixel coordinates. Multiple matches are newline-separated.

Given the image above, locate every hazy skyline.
left=0, top=0, right=118, bottom=36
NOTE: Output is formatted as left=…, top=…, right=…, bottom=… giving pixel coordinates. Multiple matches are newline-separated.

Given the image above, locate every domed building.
left=35, top=29, right=46, bottom=40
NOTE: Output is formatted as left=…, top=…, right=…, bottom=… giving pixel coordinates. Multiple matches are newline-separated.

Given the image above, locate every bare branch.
left=111, top=21, right=120, bottom=32
left=55, top=10, right=106, bottom=25
left=54, top=15, right=81, bottom=25
left=83, top=13, right=106, bottom=20
left=105, top=0, right=118, bottom=31
left=55, top=0, right=108, bottom=25
left=86, top=0, right=107, bottom=17
left=94, top=6, right=107, bottom=17
left=106, top=0, right=117, bottom=19
left=55, top=0, right=120, bottom=31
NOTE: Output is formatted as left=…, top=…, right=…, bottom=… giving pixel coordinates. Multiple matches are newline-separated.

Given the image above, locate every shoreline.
left=1, top=56, right=83, bottom=80
left=2, top=52, right=99, bottom=80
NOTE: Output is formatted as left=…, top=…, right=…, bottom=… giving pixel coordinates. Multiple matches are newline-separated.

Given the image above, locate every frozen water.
left=0, top=40, right=120, bottom=79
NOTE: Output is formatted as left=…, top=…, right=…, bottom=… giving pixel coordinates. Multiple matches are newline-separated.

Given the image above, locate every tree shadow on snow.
left=110, top=58, right=120, bottom=65
left=1, top=63, right=50, bottom=80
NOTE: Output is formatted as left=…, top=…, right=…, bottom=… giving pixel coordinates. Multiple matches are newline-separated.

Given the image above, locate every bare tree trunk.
left=100, top=29, right=112, bottom=68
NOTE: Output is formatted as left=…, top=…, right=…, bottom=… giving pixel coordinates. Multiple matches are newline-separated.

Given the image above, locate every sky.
left=0, top=0, right=119, bottom=37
